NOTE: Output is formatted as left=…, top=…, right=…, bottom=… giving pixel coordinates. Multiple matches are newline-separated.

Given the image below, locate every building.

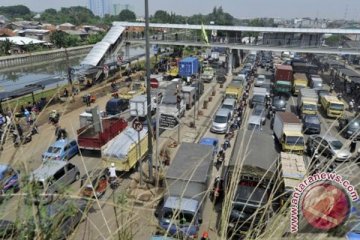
left=88, top=0, right=111, bottom=18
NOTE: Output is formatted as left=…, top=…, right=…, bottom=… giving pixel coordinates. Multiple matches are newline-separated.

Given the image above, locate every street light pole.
left=144, top=0, right=153, bottom=182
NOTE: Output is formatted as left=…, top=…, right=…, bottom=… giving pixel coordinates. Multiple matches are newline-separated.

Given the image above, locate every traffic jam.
left=0, top=48, right=360, bottom=240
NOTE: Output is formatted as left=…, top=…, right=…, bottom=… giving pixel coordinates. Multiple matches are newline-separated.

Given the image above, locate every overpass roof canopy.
left=102, top=24, right=125, bottom=44
left=81, top=41, right=110, bottom=67
left=114, top=21, right=360, bottom=34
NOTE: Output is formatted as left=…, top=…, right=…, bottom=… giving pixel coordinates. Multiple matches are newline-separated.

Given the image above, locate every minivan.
left=29, top=161, right=80, bottom=202
left=221, top=98, right=237, bottom=119
left=211, top=109, right=232, bottom=134
left=105, top=98, right=129, bottom=116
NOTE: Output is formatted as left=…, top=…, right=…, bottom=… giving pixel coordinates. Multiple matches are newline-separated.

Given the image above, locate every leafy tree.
left=40, top=6, right=99, bottom=25
left=50, top=31, right=80, bottom=48
left=0, top=39, right=13, bottom=56
left=152, top=10, right=171, bottom=23
left=0, top=5, right=31, bottom=19
left=118, top=9, right=136, bottom=22
left=325, top=34, right=345, bottom=46
left=86, top=32, right=106, bottom=44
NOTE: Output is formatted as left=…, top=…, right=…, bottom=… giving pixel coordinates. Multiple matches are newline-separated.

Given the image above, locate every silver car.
left=248, top=115, right=263, bottom=131
left=307, top=134, right=351, bottom=161
left=252, top=105, right=266, bottom=125
left=221, top=98, right=237, bottom=119
left=254, top=75, right=266, bottom=87
left=211, top=109, right=232, bottom=134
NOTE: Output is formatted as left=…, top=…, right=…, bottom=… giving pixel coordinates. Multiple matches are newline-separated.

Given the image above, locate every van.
left=106, top=99, right=129, bottom=116
left=29, top=161, right=80, bottom=202
left=250, top=87, right=267, bottom=108
left=320, top=95, right=345, bottom=118
left=211, top=109, right=231, bottom=134
left=221, top=98, right=237, bottom=118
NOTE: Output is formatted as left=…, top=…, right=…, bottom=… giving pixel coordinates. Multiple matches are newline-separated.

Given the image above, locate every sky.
left=1, top=0, right=360, bottom=20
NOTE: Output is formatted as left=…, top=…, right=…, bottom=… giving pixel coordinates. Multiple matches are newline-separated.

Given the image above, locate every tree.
left=0, top=5, right=31, bottom=19
left=0, top=39, right=13, bottom=56
left=152, top=10, right=171, bottom=23
left=86, top=32, right=106, bottom=44
left=118, top=9, right=136, bottom=22
left=50, top=31, right=80, bottom=48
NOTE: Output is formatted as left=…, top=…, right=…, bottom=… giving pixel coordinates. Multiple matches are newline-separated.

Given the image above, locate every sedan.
left=271, top=96, right=287, bottom=112
left=302, top=114, right=321, bottom=134
left=338, top=118, right=360, bottom=140
left=254, top=75, right=266, bottom=87
left=252, top=105, right=266, bottom=125
left=0, top=164, right=19, bottom=196
left=307, top=134, right=351, bottom=161
left=42, top=139, right=79, bottom=161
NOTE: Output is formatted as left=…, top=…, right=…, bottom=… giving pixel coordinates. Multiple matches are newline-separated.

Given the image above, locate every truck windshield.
left=163, top=208, right=194, bottom=224
left=252, top=95, right=265, bottom=103
left=235, top=184, right=268, bottom=204
left=285, top=136, right=304, bottom=146
left=330, top=103, right=344, bottom=111
left=214, top=115, right=228, bottom=123
left=295, top=85, right=305, bottom=90
left=303, top=104, right=317, bottom=111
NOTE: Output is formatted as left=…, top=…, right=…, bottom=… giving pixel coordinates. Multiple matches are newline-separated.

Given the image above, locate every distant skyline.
left=1, top=0, right=360, bottom=20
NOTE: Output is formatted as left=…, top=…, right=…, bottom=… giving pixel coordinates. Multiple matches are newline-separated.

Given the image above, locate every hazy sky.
left=1, top=0, right=360, bottom=20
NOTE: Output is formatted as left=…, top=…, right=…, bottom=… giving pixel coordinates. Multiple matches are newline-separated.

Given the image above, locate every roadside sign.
left=159, top=114, right=179, bottom=129
left=132, top=119, right=143, bottom=132
left=117, top=56, right=123, bottom=65
left=150, top=78, right=159, bottom=88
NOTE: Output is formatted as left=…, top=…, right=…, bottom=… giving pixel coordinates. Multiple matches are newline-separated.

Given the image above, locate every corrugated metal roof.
left=102, top=127, right=147, bottom=160
left=102, top=24, right=125, bottom=44
left=80, top=41, right=110, bottom=66
left=0, top=36, right=45, bottom=45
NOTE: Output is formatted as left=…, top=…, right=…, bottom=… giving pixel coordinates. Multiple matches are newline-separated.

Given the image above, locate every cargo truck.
left=292, top=73, right=308, bottom=95
left=225, top=82, right=243, bottom=100
left=274, top=65, right=293, bottom=97
left=277, top=152, right=306, bottom=206
left=101, top=127, right=148, bottom=171
left=320, top=95, right=345, bottom=118
left=181, top=86, right=196, bottom=109
left=273, top=112, right=305, bottom=154
left=201, top=66, right=215, bottom=83
left=297, top=88, right=318, bottom=116
left=179, top=57, right=199, bottom=78
left=215, top=130, right=278, bottom=237
left=129, top=94, right=159, bottom=118
left=77, top=117, right=128, bottom=151
left=156, top=143, right=213, bottom=238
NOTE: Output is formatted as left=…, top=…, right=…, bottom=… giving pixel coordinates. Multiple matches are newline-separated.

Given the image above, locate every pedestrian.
left=85, top=94, right=91, bottom=107
left=24, top=109, right=30, bottom=126
left=350, top=140, right=357, bottom=153
left=236, top=116, right=242, bottom=129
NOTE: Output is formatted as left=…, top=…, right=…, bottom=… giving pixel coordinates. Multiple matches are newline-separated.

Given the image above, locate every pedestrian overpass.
left=116, top=21, right=360, bottom=55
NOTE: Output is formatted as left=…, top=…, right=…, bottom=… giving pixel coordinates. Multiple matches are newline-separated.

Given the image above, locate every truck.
left=297, top=88, right=318, bottom=116
left=77, top=117, right=128, bottom=151
left=211, top=51, right=220, bottom=61
left=216, top=130, right=279, bottom=237
left=156, top=143, right=213, bottom=238
left=225, top=82, right=243, bottom=100
left=179, top=57, right=199, bottom=78
left=181, top=86, right=196, bottom=109
left=273, top=112, right=305, bottom=154
left=130, top=94, right=159, bottom=118
left=277, top=152, right=306, bottom=206
left=201, top=66, right=215, bottom=83
left=101, top=127, right=148, bottom=171
left=250, top=87, right=267, bottom=108
left=320, top=95, right=345, bottom=118
left=292, top=73, right=308, bottom=96
left=274, top=65, right=293, bottom=97
left=292, top=62, right=318, bottom=75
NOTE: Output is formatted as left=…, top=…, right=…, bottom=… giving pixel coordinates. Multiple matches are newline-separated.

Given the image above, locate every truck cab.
left=292, top=73, right=308, bottom=96
left=273, top=81, right=292, bottom=98
left=225, top=82, right=243, bottom=100
left=320, top=95, right=345, bottom=118
left=281, top=131, right=305, bottom=154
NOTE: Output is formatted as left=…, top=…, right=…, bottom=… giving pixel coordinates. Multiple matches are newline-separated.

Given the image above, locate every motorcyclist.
left=349, top=99, right=355, bottom=112
left=109, top=163, right=117, bottom=180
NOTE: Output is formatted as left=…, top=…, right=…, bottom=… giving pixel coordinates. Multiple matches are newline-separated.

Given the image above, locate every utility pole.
left=144, top=0, right=153, bottom=182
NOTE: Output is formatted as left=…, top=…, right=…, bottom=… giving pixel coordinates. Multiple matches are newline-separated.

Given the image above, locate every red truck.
left=77, top=118, right=128, bottom=150
left=275, top=65, right=293, bottom=82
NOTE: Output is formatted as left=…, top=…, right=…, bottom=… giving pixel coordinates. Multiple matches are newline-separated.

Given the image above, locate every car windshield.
left=253, top=95, right=265, bottom=102
left=47, top=146, right=61, bottom=154
left=222, top=104, right=233, bottom=111
left=285, top=136, right=304, bottom=146
left=248, top=123, right=261, bottom=131
left=214, top=115, right=228, bottom=123
left=163, top=208, right=194, bottom=224
left=303, top=104, right=317, bottom=111
left=253, top=108, right=264, bottom=116
left=330, top=140, right=343, bottom=150
left=305, top=116, right=320, bottom=124
left=330, top=103, right=344, bottom=110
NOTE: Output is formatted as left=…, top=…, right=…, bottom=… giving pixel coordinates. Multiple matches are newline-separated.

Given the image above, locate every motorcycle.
left=109, top=176, right=119, bottom=190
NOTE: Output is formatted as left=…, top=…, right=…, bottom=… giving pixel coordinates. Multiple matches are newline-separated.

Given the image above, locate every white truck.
left=211, top=51, right=220, bottom=61
left=273, top=112, right=305, bottom=154
left=130, top=94, right=160, bottom=118
left=297, top=88, right=318, bottom=116
left=181, top=86, right=196, bottom=109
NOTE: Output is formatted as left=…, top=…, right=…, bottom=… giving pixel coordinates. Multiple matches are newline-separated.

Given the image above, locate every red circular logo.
left=301, top=181, right=350, bottom=230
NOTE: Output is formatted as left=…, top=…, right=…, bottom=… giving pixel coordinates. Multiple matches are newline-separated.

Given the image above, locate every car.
left=247, top=115, right=263, bottom=131
left=254, top=75, right=266, bottom=87
left=302, top=114, right=321, bottom=134
left=338, top=118, right=360, bottom=140
left=80, top=169, right=108, bottom=198
left=105, top=98, right=129, bottom=116
left=0, top=164, right=19, bottom=196
left=252, top=105, right=266, bottom=125
left=221, top=98, right=237, bottom=119
left=307, top=134, right=351, bottom=161
left=211, top=109, right=232, bottom=134
left=271, top=96, right=287, bottom=112
left=42, top=139, right=79, bottom=161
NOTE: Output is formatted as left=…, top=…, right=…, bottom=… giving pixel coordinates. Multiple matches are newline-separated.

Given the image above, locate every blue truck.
left=179, top=57, right=200, bottom=77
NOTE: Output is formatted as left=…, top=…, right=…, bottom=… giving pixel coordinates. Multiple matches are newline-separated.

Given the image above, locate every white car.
left=254, top=75, right=266, bottom=87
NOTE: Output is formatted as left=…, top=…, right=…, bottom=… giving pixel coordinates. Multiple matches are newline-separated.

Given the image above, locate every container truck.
left=181, top=86, right=196, bottom=109
left=101, top=127, right=148, bottom=171
left=215, top=130, right=278, bottom=237
left=156, top=143, right=213, bottom=238
left=292, top=73, right=308, bottom=96
left=179, top=57, right=199, bottom=77
left=297, top=88, right=318, bottom=116
left=77, top=117, right=128, bottom=151
left=274, top=65, right=293, bottom=97
left=273, top=112, right=304, bottom=154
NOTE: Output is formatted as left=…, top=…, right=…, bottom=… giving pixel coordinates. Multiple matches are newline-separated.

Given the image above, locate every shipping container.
left=179, top=57, right=199, bottom=77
